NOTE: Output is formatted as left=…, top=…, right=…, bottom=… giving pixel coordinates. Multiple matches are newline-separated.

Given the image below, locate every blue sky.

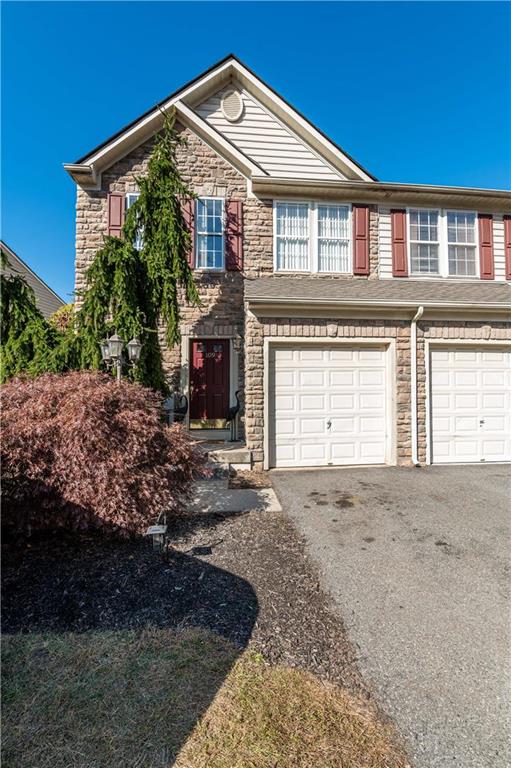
left=2, top=1, right=510, bottom=300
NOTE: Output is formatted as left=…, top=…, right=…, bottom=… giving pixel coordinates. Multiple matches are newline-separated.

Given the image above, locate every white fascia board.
left=229, top=61, right=374, bottom=182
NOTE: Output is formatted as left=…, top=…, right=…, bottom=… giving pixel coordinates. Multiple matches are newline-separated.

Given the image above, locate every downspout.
left=411, top=305, right=424, bottom=466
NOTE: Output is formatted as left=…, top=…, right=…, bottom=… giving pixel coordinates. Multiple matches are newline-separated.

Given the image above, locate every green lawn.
left=3, top=628, right=408, bottom=768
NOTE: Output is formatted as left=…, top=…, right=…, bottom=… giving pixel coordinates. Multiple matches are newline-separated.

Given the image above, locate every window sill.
left=274, top=270, right=353, bottom=277
left=409, top=273, right=480, bottom=281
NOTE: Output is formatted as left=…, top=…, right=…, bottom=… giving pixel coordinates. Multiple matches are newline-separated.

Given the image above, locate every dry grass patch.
left=3, top=628, right=407, bottom=768
left=177, top=654, right=408, bottom=768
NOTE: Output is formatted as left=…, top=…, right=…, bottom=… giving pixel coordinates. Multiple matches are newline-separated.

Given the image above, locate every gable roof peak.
left=65, top=54, right=376, bottom=187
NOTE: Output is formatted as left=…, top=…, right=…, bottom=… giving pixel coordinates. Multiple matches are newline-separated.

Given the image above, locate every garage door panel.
left=275, top=418, right=295, bottom=436
left=330, top=416, right=356, bottom=433
left=275, top=394, right=295, bottom=411
left=300, top=417, right=326, bottom=435
left=482, top=371, right=506, bottom=386
left=270, top=345, right=388, bottom=468
left=330, top=370, right=355, bottom=387
left=298, top=370, right=325, bottom=387
left=330, top=442, right=357, bottom=460
left=431, top=347, right=510, bottom=464
left=483, top=392, right=505, bottom=409
left=359, top=369, right=385, bottom=386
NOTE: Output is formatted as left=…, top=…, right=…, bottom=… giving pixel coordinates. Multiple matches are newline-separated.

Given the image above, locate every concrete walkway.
left=272, top=464, right=511, bottom=768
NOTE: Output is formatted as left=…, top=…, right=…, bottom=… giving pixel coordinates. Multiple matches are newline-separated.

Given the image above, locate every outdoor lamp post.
left=100, top=334, right=142, bottom=383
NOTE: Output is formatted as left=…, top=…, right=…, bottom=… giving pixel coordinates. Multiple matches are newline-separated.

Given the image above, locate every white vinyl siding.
left=409, top=209, right=440, bottom=274
left=196, top=198, right=224, bottom=270
left=274, top=202, right=352, bottom=274
left=196, top=86, right=343, bottom=181
left=377, top=206, right=393, bottom=279
left=447, top=211, right=477, bottom=276
left=492, top=215, right=507, bottom=281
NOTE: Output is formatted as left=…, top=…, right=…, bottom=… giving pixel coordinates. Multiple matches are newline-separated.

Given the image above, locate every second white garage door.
left=269, top=345, right=389, bottom=468
left=430, top=346, right=511, bottom=464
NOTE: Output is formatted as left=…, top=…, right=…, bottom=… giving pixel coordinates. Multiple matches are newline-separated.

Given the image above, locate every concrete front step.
left=208, top=447, right=252, bottom=466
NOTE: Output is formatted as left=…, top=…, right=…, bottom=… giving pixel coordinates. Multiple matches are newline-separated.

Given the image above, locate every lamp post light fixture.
left=100, top=333, right=143, bottom=383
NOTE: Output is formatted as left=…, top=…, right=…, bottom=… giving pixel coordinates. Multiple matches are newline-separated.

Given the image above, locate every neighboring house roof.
left=64, top=54, right=376, bottom=188
left=1, top=240, right=65, bottom=319
left=245, top=276, right=511, bottom=312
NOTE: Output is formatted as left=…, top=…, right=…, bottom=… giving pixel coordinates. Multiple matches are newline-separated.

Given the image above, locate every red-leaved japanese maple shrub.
left=1, top=371, right=207, bottom=537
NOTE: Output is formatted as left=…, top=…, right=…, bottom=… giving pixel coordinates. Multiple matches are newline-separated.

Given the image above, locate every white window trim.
left=195, top=196, right=225, bottom=272
left=406, top=207, right=480, bottom=280
left=273, top=200, right=353, bottom=275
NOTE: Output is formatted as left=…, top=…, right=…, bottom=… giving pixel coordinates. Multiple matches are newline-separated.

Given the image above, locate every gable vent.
left=221, top=89, right=244, bottom=122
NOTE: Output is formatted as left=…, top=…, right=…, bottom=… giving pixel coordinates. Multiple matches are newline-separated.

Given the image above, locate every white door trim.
left=263, top=336, right=396, bottom=470
left=425, top=339, right=511, bottom=465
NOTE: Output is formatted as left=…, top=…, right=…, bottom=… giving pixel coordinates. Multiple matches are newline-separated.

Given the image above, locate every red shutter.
left=108, top=192, right=124, bottom=238
left=478, top=214, right=494, bottom=280
left=182, top=198, right=195, bottom=268
left=504, top=216, right=511, bottom=280
left=225, top=200, right=243, bottom=271
left=391, top=209, right=408, bottom=277
left=352, top=204, right=370, bottom=275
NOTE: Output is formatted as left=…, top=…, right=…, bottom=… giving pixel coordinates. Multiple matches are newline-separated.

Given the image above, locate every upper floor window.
left=275, top=201, right=351, bottom=273
left=126, top=193, right=143, bottom=250
left=318, top=205, right=350, bottom=273
left=407, top=208, right=478, bottom=278
left=409, top=209, right=439, bottom=274
left=447, top=211, right=477, bottom=276
left=275, top=203, right=309, bottom=271
left=196, top=198, right=224, bottom=270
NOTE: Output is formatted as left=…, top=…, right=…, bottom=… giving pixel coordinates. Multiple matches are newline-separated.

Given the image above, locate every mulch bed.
left=2, top=490, right=366, bottom=697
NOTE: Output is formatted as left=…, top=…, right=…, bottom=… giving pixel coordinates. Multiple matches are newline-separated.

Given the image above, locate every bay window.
left=196, top=198, right=224, bottom=270
left=275, top=202, right=351, bottom=273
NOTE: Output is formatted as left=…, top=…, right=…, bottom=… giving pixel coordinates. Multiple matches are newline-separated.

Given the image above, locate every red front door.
left=190, top=339, right=230, bottom=424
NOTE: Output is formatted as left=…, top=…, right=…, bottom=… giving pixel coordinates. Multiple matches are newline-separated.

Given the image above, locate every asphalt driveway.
left=272, top=464, right=511, bottom=768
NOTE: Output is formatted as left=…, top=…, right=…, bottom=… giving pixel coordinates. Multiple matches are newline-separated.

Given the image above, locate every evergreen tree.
left=0, top=253, right=59, bottom=382
left=76, top=109, right=199, bottom=392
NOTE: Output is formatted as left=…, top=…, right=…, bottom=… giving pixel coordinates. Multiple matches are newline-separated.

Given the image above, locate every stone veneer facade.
left=74, top=126, right=511, bottom=468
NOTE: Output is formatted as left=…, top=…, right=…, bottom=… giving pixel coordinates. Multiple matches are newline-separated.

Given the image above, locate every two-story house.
left=65, top=55, right=511, bottom=470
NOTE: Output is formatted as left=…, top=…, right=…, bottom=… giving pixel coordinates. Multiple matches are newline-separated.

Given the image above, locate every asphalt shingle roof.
left=245, top=276, right=511, bottom=307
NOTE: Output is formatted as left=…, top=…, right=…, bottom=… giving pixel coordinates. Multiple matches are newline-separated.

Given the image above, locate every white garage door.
left=430, top=347, right=511, bottom=464
left=269, top=345, right=389, bottom=468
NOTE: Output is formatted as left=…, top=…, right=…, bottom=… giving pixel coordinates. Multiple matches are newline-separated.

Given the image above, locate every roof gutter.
left=246, top=295, right=511, bottom=312
left=250, top=177, right=511, bottom=209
